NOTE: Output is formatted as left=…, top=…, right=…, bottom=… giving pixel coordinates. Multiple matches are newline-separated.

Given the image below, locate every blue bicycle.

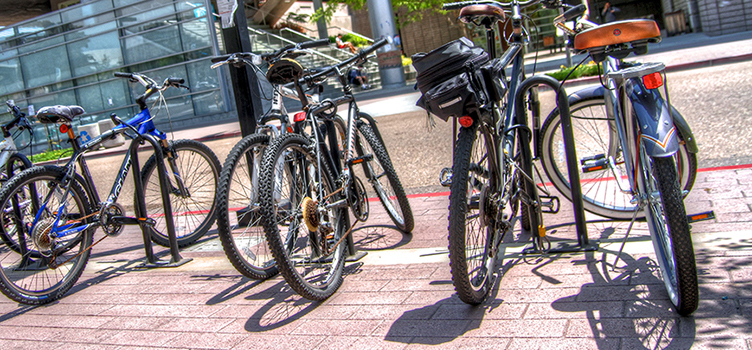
left=0, top=72, right=220, bottom=304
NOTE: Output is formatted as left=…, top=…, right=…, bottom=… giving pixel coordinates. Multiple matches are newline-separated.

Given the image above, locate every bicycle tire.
left=0, top=165, right=94, bottom=305
left=354, top=120, right=414, bottom=233
left=448, top=124, right=497, bottom=304
left=140, top=139, right=221, bottom=248
left=258, top=133, right=347, bottom=301
left=0, top=153, right=34, bottom=252
left=216, top=133, right=278, bottom=280
left=643, top=155, right=698, bottom=316
left=539, top=97, right=697, bottom=220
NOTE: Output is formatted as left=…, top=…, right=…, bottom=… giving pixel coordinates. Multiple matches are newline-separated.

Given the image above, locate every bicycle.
left=0, top=101, right=35, bottom=250
left=256, top=38, right=414, bottom=300
left=0, top=72, right=220, bottom=304
left=210, top=38, right=353, bottom=280
left=538, top=56, right=698, bottom=220
left=549, top=6, right=699, bottom=315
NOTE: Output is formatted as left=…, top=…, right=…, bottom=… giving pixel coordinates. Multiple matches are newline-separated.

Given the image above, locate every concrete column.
left=366, top=0, right=405, bottom=89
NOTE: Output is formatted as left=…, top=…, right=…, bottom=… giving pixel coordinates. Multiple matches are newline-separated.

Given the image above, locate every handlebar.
left=3, top=101, right=32, bottom=138
left=561, top=4, right=587, bottom=22
left=211, top=38, right=333, bottom=71
left=442, top=0, right=551, bottom=11
left=299, top=38, right=388, bottom=85
left=114, top=72, right=189, bottom=110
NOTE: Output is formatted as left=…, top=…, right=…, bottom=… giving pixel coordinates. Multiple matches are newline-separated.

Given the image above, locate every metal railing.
left=247, top=26, right=343, bottom=64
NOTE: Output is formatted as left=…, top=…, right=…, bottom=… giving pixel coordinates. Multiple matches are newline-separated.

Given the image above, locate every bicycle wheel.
left=258, top=133, right=347, bottom=301
left=448, top=123, right=498, bottom=304
left=642, top=154, right=698, bottom=316
left=216, top=133, right=278, bottom=280
left=354, top=120, right=414, bottom=233
left=539, top=97, right=697, bottom=220
left=140, top=139, right=221, bottom=248
left=0, top=153, right=34, bottom=251
left=0, top=166, right=94, bottom=305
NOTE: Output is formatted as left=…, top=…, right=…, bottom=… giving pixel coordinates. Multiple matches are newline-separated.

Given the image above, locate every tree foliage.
left=309, top=0, right=450, bottom=29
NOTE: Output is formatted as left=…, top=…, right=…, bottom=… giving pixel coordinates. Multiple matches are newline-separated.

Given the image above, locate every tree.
left=309, top=0, right=449, bottom=29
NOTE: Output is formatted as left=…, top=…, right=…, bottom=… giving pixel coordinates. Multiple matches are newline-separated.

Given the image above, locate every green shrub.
left=546, top=61, right=603, bottom=81
left=29, top=149, right=73, bottom=163
left=329, top=33, right=371, bottom=48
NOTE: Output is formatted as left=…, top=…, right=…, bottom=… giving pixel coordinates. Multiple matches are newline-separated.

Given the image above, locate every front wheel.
left=354, top=120, right=414, bottom=233
left=215, top=133, right=278, bottom=280
left=643, top=155, right=698, bottom=316
left=0, top=153, right=34, bottom=251
left=0, top=166, right=94, bottom=305
left=448, top=124, right=497, bottom=305
left=539, top=98, right=697, bottom=220
left=258, top=133, right=347, bottom=301
left=140, top=139, right=221, bottom=248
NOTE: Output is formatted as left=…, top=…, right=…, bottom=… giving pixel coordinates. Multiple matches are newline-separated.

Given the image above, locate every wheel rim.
left=464, top=128, right=494, bottom=292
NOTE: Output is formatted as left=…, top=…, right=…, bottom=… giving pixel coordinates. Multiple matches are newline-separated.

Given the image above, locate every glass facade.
left=0, top=0, right=226, bottom=152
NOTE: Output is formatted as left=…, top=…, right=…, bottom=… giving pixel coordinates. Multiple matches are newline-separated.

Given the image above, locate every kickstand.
left=612, top=208, right=641, bottom=270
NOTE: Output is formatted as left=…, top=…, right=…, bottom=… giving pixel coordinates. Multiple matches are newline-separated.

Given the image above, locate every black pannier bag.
left=412, top=37, right=490, bottom=121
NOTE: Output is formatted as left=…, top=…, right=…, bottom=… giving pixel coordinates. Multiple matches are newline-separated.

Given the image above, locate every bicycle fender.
left=557, top=85, right=698, bottom=154
left=626, top=79, right=679, bottom=157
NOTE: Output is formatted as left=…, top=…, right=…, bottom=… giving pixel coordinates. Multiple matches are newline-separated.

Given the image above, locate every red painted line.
left=697, top=163, right=752, bottom=172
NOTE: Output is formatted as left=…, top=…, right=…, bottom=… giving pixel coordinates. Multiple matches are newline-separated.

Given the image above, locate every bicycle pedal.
left=580, top=153, right=606, bottom=165
left=687, top=211, right=715, bottom=223
left=347, top=154, right=373, bottom=167
left=582, top=158, right=608, bottom=173
left=539, top=195, right=560, bottom=214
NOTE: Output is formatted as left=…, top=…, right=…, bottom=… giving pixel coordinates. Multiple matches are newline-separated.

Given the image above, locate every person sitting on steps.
left=348, top=65, right=371, bottom=90
left=336, top=34, right=358, bottom=54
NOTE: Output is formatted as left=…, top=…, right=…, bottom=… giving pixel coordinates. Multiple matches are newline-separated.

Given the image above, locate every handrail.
left=328, top=26, right=374, bottom=43
left=247, top=26, right=344, bottom=64
left=244, top=3, right=317, bottom=33
left=279, top=27, right=317, bottom=42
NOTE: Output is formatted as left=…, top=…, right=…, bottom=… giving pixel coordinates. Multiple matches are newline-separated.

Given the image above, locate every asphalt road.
left=83, top=60, right=752, bottom=207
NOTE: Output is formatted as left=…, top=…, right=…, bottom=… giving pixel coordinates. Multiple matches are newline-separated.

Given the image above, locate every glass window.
left=29, top=90, right=77, bottom=109
left=61, top=1, right=114, bottom=23
left=122, top=26, right=181, bottom=63
left=66, top=18, right=117, bottom=40
left=67, top=31, right=123, bottom=77
left=180, top=20, right=211, bottom=52
left=17, top=13, right=64, bottom=45
left=191, top=91, right=223, bottom=116
left=0, top=59, right=25, bottom=96
left=156, top=95, right=194, bottom=120
left=0, top=48, right=18, bottom=61
left=117, top=1, right=175, bottom=28
left=21, top=45, right=72, bottom=88
left=186, top=59, right=218, bottom=92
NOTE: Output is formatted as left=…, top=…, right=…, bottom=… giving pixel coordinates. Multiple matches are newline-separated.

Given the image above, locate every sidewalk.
left=2, top=30, right=752, bottom=349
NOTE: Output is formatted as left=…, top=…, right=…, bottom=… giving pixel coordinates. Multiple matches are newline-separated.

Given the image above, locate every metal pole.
left=219, top=0, right=262, bottom=137
left=366, top=0, right=405, bottom=89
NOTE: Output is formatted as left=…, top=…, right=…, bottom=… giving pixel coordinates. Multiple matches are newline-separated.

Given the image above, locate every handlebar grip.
left=211, top=54, right=232, bottom=63
left=361, top=38, right=389, bottom=56
left=114, top=72, right=132, bottom=78
left=443, top=1, right=476, bottom=10
left=299, top=38, right=331, bottom=49
left=167, top=77, right=185, bottom=85
left=562, top=4, right=587, bottom=21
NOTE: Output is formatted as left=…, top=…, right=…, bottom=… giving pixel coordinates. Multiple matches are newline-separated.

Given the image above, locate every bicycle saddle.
left=36, top=105, right=85, bottom=124
left=574, top=19, right=661, bottom=52
left=459, top=5, right=506, bottom=24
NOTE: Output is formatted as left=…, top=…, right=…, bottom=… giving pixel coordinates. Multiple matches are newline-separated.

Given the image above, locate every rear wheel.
left=0, top=166, right=94, bottom=305
left=140, top=139, right=221, bottom=248
left=216, top=134, right=278, bottom=280
left=0, top=153, right=34, bottom=251
left=258, top=134, right=347, bottom=301
left=642, top=154, right=698, bottom=316
left=539, top=98, right=697, bottom=220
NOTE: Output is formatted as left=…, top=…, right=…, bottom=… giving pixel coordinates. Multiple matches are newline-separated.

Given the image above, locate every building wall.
left=698, top=0, right=752, bottom=36
left=0, top=0, right=225, bottom=151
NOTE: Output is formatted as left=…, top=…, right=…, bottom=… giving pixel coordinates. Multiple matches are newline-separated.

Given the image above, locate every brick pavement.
left=1, top=165, right=751, bottom=349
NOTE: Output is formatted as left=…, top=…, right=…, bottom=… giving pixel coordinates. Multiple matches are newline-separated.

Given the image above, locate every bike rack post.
left=132, top=135, right=192, bottom=268
left=514, top=75, right=597, bottom=253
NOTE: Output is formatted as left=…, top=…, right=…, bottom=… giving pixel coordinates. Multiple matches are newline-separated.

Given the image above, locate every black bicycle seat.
left=36, top=105, right=86, bottom=124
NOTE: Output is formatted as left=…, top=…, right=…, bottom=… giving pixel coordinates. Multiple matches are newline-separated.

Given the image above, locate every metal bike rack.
left=514, top=75, right=598, bottom=254
left=131, top=134, right=192, bottom=268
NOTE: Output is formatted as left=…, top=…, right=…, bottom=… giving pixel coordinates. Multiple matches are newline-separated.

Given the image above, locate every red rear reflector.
left=287, top=126, right=293, bottom=133
left=642, top=72, right=663, bottom=89
left=293, top=112, right=306, bottom=123
left=59, top=124, right=69, bottom=134
left=458, top=116, right=473, bottom=128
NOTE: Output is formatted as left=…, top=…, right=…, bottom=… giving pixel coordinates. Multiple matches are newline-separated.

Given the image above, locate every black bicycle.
left=256, top=38, right=414, bottom=300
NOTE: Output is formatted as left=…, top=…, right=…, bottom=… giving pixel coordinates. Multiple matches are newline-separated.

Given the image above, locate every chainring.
left=348, top=176, right=369, bottom=222
left=100, top=203, right=125, bottom=237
